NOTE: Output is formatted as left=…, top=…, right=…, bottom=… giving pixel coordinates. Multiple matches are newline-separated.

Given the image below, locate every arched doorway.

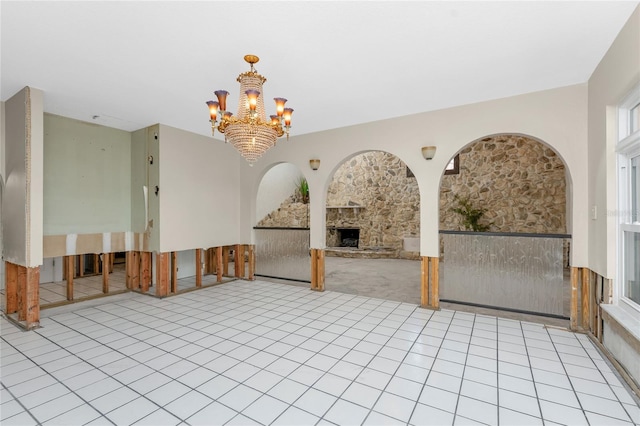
left=254, top=162, right=311, bottom=283
left=323, top=151, right=422, bottom=304
left=438, top=134, right=571, bottom=320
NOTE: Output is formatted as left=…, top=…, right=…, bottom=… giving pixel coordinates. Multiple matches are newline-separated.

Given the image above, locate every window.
left=618, top=83, right=640, bottom=311
left=445, top=154, right=460, bottom=175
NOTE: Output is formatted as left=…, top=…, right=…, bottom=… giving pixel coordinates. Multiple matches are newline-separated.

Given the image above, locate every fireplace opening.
left=338, top=228, right=360, bottom=248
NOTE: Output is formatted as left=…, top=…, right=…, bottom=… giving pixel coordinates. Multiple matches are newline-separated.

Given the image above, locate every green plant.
left=451, top=195, right=491, bottom=232
left=295, top=176, right=309, bottom=203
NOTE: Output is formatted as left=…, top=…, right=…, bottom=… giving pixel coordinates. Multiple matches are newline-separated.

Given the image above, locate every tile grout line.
left=2, top=330, right=117, bottom=426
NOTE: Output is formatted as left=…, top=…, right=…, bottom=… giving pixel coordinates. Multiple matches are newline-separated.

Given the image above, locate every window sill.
left=601, top=304, right=640, bottom=344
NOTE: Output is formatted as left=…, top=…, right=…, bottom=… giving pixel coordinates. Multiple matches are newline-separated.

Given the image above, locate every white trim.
left=618, top=82, right=640, bottom=141
left=617, top=82, right=640, bottom=314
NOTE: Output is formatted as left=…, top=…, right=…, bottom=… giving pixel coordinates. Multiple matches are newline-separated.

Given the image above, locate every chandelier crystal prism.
left=206, top=55, right=293, bottom=165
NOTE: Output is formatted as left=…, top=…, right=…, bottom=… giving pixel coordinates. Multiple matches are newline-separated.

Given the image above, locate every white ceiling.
left=2, top=1, right=638, bottom=137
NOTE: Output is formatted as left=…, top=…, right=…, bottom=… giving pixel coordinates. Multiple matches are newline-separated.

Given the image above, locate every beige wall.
left=587, top=4, right=640, bottom=388
left=157, top=124, right=243, bottom=252
left=4, top=87, right=43, bottom=267
left=588, top=6, right=640, bottom=278
left=244, top=84, right=588, bottom=263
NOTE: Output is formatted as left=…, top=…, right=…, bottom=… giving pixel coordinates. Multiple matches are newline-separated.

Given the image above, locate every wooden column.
left=5, top=262, right=18, bottom=314
left=234, top=244, right=245, bottom=278
left=102, top=253, right=110, bottom=294
left=430, top=257, right=439, bottom=309
left=216, top=246, right=223, bottom=282
left=140, top=252, right=151, bottom=292
left=156, top=252, right=169, bottom=297
left=209, top=248, right=216, bottom=274
left=78, top=255, right=85, bottom=277
left=421, top=257, right=428, bottom=307
left=581, top=267, right=590, bottom=330
left=125, top=251, right=133, bottom=288
left=17, top=266, right=27, bottom=321
left=16, top=265, right=40, bottom=328
left=310, top=249, right=325, bottom=291
left=65, top=255, right=74, bottom=301
left=25, top=267, right=40, bottom=329
left=570, top=267, right=579, bottom=330
left=223, top=246, right=230, bottom=276
left=248, top=244, right=255, bottom=281
left=195, top=248, right=202, bottom=287
left=421, top=256, right=440, bottom=310
left=171, top=252, right=178, bottom=293
left=129, top=251, right=141, bottom=289
left=124, top=251, right=135, bottom=290
left=93, top=254, right=100, bottom=275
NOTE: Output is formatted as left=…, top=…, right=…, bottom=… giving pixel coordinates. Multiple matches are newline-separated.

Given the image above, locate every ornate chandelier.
left=206, top=55, right=293, bottom=165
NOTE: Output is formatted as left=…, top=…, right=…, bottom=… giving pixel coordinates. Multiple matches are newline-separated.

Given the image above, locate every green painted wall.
left=43, top=114, right=132, bottom=235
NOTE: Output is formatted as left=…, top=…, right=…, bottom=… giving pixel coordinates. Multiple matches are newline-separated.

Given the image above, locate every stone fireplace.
left=327, top=227, right=361, bottom=248
left=338, top=228, right=360, bottom=248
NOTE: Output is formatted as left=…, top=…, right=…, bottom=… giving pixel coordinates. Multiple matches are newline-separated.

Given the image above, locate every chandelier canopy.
left=206, top=55, right=293, bottom=165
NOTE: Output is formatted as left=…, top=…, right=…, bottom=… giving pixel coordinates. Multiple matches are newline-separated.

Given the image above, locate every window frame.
left=617, top=83, right=640, bottom=314
left=444, top=154, right=460, bottom=175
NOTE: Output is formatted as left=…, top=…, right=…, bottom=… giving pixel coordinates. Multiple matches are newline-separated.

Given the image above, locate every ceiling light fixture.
left=206, top=55, right=293, bottom=165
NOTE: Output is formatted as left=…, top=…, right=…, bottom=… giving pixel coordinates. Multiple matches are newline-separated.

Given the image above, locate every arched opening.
left=254, top=162, right=311, bottom=283
left=323, top=151, right=422, bottom=303
left=438, top=134, right=572, bottom=323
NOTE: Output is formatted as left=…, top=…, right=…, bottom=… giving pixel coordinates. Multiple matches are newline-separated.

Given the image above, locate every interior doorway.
left=323, top=151, right=422, bottom=304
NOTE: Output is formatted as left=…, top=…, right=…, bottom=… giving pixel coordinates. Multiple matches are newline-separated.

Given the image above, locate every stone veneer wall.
left=325, top=151, right=420, bottom=254
left=439, top=134, right=568, bottom=262
left=440, top=135, right=566, bottom=233
left=256, top=195, right=309, bottom=228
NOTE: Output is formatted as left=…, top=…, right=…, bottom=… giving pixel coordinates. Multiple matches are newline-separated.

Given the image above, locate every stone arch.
left=438, top=133, right=571, bottom=236
left=325, top=150, right=421, bottom=257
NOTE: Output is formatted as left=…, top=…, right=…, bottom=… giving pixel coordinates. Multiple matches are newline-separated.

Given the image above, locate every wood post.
left=196, top=248, right=202, bottom=287
left=93, top=254, right=100, bottom=275
left=430, top=257, right=439, bottom=309
left=570, top=267, right=579, bottom=330
left=13, top=264, right=40, bottom=328
left=581, top=267, right=590, bottom=330
left=156, top=252, right=169, bottom=297
left=102, top=253, right=110, bottom=294
left=234, top=244, right=246, bottom=278
left=5, top=261, right=18, bottom=314
left=569, top=266, right=594, bottom=332
left=217, top=246, right=223, bottom=282
left=141, top=252, right=151, bottom=292
left=24, top=267, right=40, bottom=328
left=131, top=251, right=141, bottom=289
left=223, top=246, right=229, bottom=276
left=171, top=252, right=178, bottom=293
left=78, top=255, right=85, bottom=277
left=310, top=249, right=325, bottom=291
left=209, top=248, right=216, bottom=274
left=421, top=256, right=440, bottom=310
left=248, top=244, right=255, bottom=281
left=125, top=252, right=133, bottom=289
left=65, top=255, right=74, bottom=301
